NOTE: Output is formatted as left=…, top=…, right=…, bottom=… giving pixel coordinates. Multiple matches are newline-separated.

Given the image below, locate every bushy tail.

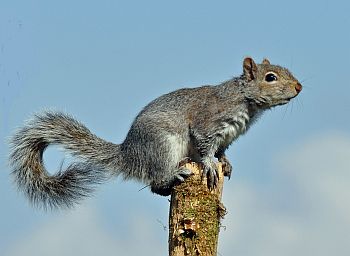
left=9, top=112, right=122, bottom=209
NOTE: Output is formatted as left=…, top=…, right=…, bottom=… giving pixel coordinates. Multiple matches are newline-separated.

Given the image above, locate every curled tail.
left=9, top=112, right=122, bottom=209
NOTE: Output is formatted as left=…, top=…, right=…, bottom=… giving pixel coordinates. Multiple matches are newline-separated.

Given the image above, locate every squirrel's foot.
left=150, top=168, right=193, bottom=196
left=201, top=158, right=219, bottom=190
left=174, top=167, right=193, bottom=182
left=177, top=157, right=192, bottom=167
left=218, top=155, right=233, bottom=179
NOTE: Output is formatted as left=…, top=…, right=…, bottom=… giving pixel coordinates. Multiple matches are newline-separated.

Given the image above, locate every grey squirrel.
left=9, top=57, right=302, bottom=209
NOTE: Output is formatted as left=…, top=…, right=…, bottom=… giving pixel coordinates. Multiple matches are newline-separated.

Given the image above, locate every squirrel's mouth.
left=276, top=95, right=298, bottom=106
left=274, top=100, right=289, bottom=106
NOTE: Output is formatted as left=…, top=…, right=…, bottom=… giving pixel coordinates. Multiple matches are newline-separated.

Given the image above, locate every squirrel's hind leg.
left=149, top=134, right=193, bottom=196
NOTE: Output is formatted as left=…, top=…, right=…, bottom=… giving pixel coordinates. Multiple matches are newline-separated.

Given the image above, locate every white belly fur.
left=216, top=111, right=250, bottom=150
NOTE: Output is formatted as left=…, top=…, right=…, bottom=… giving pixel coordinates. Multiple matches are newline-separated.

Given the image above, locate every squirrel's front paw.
left=201, top=158, right=219, bottom=190
left=219, top=155, right=233, bottom=179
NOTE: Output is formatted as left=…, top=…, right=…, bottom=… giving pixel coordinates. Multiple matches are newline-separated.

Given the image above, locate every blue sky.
left=1, top=0, right=350, bottom=255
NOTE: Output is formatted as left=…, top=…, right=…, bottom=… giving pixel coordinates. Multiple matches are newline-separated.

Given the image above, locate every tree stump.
left=168, top=162, right=226, bottom=256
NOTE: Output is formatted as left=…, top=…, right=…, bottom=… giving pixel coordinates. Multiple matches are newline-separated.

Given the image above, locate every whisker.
left=296, top=97, right=303, bottom=109
left=282, top=102, right=289, bottom=120
left=300, top=84, right=312, bottom=90
left=300, top=75, right=315, bottom=84
left=290, top=100, right=294, bottom=115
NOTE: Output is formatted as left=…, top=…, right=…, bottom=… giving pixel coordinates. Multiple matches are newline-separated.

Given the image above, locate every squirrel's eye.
left=265, top=73, right=278, bottom=82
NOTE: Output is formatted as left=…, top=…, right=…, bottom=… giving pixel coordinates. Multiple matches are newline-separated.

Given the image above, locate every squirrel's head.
left=242, top=57, right=302, bottom=108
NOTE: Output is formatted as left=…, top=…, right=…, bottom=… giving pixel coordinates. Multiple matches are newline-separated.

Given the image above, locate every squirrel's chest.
left=216, top=111, right=250, bottom=147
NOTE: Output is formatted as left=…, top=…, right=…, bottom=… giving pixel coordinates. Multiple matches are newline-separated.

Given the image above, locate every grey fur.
left=9, top=57, right=302, bottom=209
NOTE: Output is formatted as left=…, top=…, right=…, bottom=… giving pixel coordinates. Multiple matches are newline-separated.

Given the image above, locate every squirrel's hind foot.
left=150, top=168, right=193, bottom=196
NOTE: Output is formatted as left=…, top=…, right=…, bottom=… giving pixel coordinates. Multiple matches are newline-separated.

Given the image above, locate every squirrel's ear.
left=262, top=58, right=271, bottom=65
left=243, top=57, right=257, bottom=81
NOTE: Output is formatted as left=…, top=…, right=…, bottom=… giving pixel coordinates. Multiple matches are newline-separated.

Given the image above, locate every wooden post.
left=168, top=162, right=226, bottom=256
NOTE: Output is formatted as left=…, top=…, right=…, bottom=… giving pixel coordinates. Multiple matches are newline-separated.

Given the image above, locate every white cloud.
left=4, top=205, right=165, bottom=256
left=219, top=132, right=350, bottom=256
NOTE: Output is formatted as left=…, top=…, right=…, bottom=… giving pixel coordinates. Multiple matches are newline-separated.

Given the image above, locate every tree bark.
left=168, top=162, right=226, bottom=256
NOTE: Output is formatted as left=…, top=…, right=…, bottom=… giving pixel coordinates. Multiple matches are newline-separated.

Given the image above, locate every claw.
left=177, top=157, right=192, bottom=167
left=219, top=155, right=233, bottom=179
left=175, top=168, right=193, bottom=182
left=175, top=174, right=185, bottom=182
left=201, top=159, right=219, bottom=190
left=223, top=163, right=232, bottom=180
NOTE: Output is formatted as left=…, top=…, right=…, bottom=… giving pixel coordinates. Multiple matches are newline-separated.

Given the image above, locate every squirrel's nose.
left=295, top=82, right=302, bottom=94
